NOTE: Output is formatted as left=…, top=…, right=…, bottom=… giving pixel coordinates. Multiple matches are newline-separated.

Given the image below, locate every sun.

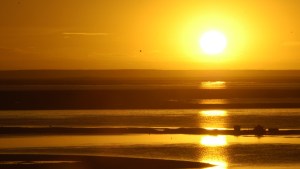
left=200, top=30, right=227, bottom=55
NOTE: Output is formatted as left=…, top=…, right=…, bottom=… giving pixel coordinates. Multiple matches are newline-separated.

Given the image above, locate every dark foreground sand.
left=0, top=154, right=213, bottom=169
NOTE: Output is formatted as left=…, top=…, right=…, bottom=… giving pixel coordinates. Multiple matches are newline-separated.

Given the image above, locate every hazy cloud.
left=282, top=41, right=300, bottom=46
left=62, top=32, right=109, bottom=36
left=0, top=47, right=25, bottom=57
left=0, top=47, right=41, bottom=62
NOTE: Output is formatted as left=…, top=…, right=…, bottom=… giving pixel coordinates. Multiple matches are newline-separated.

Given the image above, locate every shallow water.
left=0, top=108, right=300, bottom=168
left=0, top=134, right=299, bottom=169
left=0, top=109, right=299, bottom=129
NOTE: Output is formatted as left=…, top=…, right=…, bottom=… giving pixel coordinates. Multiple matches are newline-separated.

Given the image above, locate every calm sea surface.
left=0, top=109, right=300, bottom=169
left=0, top=109, right=299, bottom=129
left=0, top=75, right=300, bottom=168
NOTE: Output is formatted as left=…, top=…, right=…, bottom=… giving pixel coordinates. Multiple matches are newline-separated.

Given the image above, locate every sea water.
left=0, top=72, right=300, bottom=168
left=0, top=109, right=299, bottom=129
left=0, top=109, right=300, bottom=169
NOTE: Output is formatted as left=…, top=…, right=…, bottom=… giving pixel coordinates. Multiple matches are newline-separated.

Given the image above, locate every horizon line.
left=0, top=69, right=300, bottom=71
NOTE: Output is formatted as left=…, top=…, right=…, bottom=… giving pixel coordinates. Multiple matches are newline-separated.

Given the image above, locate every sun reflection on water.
left=198, top=99, right=228, bottom=105
left=200, top=135, right=228, bottom=169
left=198, top=110, right=229, bottom=168
left=200, top=110, right=228, bottom=116
left=200, top=81, right=227, bottom=89
left=200, top=136, right=227, bottom=147
left=203, top=160, right=228, bottom=169
left=198, top=110, right=228, bottom=130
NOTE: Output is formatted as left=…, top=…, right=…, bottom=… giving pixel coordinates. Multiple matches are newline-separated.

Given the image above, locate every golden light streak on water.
left=200, top=136, right=227, bottom=147
left=200, top=110, right=228, bottom=116
left=203, top=160, right=228, bottom=169
left=198, top=99, right=228, bottom=104
left=200, top=81, right=227, bottom=89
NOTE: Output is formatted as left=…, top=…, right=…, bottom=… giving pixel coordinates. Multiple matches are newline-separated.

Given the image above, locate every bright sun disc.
left=200, top=30, right=227, bottom=55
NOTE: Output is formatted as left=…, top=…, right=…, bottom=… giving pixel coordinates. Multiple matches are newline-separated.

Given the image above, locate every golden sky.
left=0, top=0, right=299, bottom=70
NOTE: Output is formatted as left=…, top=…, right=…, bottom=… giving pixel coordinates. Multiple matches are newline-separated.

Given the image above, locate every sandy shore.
left=0, top=154, right=213, bottom=169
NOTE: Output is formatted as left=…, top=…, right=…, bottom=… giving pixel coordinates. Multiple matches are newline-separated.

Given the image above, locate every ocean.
left=0, top=109, right=300, bottom=129
left=0, top=70, right=299, bottom=168
left=0, top=109, right=299, bottom=169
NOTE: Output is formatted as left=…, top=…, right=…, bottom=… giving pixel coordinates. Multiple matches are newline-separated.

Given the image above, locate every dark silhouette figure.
left=234, top=125, right=241, bottom=132
left=253, top=125, right=266, bottom=136
left=233, top=125, right=241, bottom=135
left=268, top=128, right=279, bottom=134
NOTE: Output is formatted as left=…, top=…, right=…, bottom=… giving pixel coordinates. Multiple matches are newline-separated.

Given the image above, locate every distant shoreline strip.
left=0, top=127, right=299, bottom=136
